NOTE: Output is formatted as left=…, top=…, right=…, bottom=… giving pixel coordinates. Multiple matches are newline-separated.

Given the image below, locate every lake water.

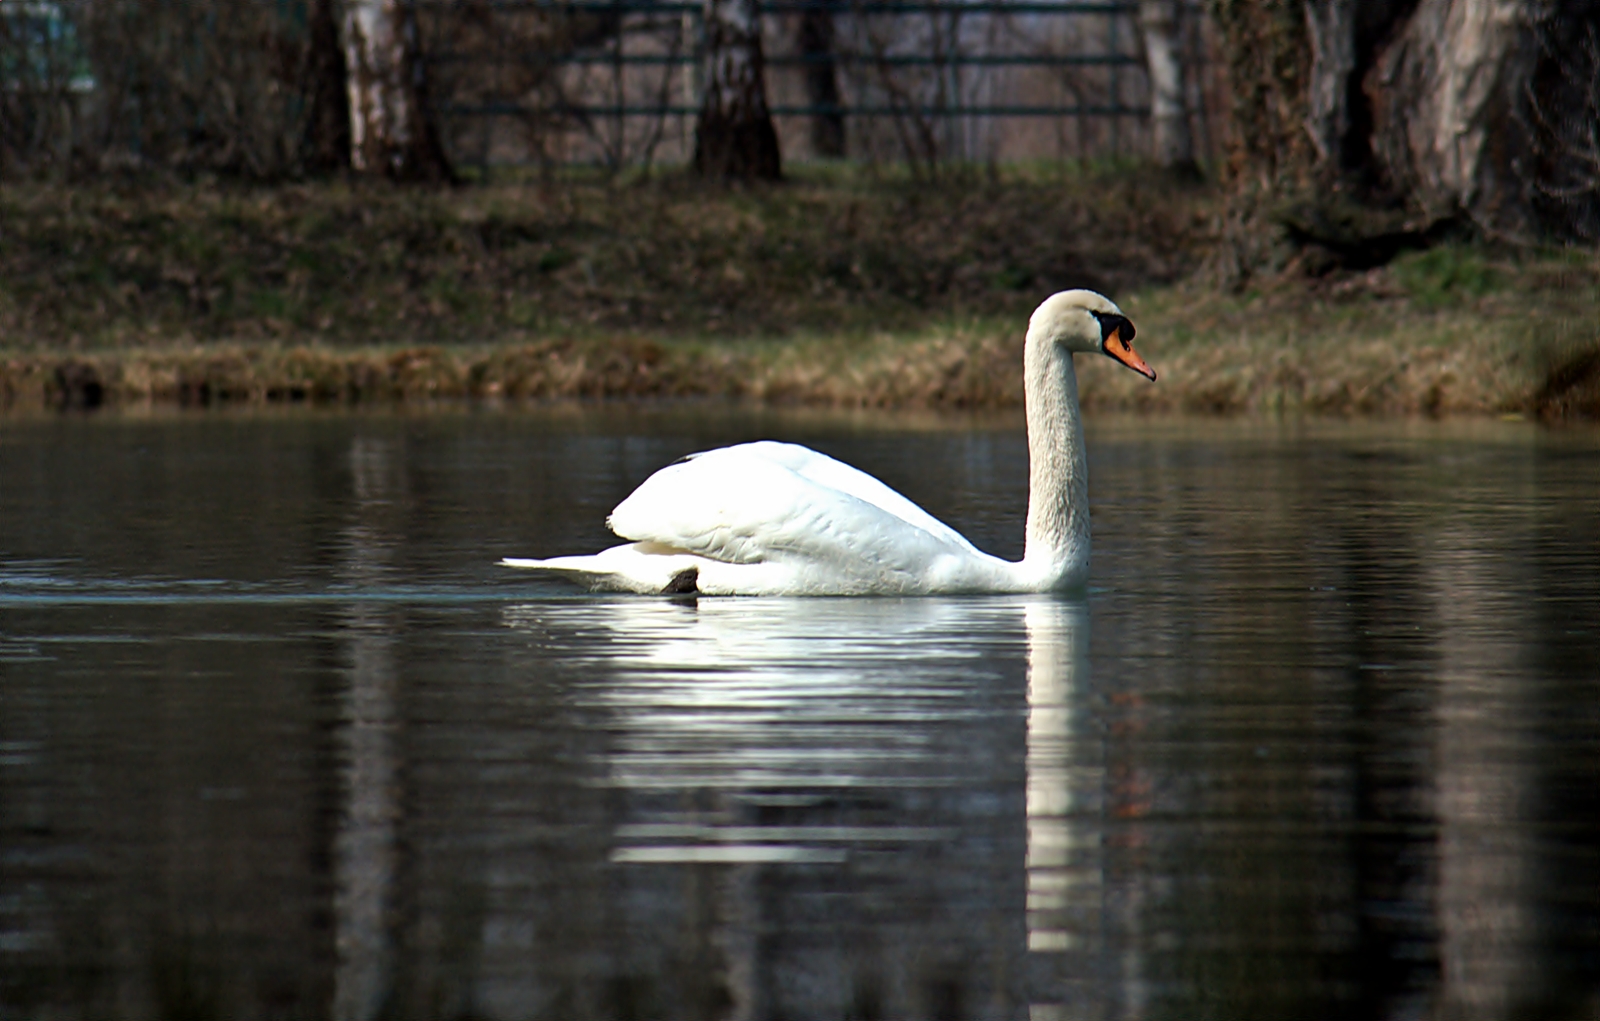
left=1, top=406, right=1597, bottom=1020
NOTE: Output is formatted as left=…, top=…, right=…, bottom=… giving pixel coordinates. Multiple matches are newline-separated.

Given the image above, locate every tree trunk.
left=1366, top=0, right=1546, bottom=239
left=1209, top=0, right=1598, bottom=272
left=1209, top=0, right=1316, bottom=190
left=693, top=0, right=782, bottom=180
left=798, top=7, right=846, bottom=158
left=302, top=0, right=351, bottom=175
left=342, top=0, right=454, bottom=183
left=1204, top=0, right=1316, bottom=280
left=1139, top=0, right=1197, bottom=176
left=1302, top=0, right=1357, bottom=170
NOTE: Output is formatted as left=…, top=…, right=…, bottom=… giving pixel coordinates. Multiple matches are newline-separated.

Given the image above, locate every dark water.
left=2, top=407, right=1598, bottom=1020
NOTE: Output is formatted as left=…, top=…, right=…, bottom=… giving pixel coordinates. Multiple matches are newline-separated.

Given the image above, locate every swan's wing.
left=605, top=441, right=980, bottom=570
left=738, top=441, right=978, bottom=550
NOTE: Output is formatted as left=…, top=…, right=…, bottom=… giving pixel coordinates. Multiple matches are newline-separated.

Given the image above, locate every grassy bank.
left=2, top=172, right=1597, bottom=417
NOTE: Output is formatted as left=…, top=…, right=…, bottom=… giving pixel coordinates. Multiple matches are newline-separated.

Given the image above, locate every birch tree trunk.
left=342, top=0, right=454, bottom=182
left=1139, top=0, right=1197, bottom=175
left=693, top=0, right=782, bottom=180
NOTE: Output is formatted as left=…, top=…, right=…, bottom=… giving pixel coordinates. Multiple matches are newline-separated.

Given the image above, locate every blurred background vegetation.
left=0, top=0, right=1596, bottom=417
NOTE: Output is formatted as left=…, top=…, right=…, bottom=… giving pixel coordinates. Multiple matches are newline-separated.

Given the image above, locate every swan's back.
left=608, top=441, right=987, bottom=578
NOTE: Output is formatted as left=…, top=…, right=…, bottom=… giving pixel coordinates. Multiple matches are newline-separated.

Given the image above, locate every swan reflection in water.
left=499, top=594, right=1100, bottom=1019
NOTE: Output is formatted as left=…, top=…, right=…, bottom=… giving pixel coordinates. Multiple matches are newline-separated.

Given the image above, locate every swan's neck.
left=1021, top=334, right=1089, bottom=587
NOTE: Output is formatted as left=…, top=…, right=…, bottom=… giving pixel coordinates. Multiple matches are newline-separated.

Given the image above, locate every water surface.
left=2, top=407, right=1597, bottom=1019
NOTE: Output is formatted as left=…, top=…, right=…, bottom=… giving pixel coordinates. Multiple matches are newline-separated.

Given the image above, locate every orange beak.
left=1105, top=325, right=1157, bottom=381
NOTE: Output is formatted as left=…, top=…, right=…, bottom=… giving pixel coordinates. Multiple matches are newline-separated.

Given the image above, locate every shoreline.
left=5, top=310, right=1596, bottom=419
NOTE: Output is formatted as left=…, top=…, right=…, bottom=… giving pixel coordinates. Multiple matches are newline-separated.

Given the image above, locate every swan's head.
left=1029, top=289, right=1156, bottom=381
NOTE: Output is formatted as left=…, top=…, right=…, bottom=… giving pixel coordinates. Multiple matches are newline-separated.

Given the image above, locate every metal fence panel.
left=418, top=0, right=1219, bottom=171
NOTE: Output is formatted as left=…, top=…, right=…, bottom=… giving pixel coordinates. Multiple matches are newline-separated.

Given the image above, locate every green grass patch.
left=0, top=168, right=1213, bottom=349
left=1391, top=245, right=1501, bottom=309
left=2, top=172, right=1597, bottom=418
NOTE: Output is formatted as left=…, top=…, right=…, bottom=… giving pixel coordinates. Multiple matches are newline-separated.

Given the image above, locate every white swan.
left=502, top=289, right=1156, bottom=595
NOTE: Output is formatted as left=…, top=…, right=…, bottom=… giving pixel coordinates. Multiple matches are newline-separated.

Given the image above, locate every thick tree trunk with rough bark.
left=693, top=0, right=782, bottom=180
left=1210, top=0, right=1315, bottom=189
left=1139, top=0, right=1197, bottom=175
left=1366, top=0, right=1543, bottom=238
left=342, top=0, right=454, bottom=182
left=1210, top=0, right=1600, bottom=271
left=1205, top=0, right=1316, bottom=278
left=1301, top=0, right=1356, bottom=170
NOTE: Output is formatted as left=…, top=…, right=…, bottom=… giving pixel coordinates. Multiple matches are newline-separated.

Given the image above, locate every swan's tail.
left=500, top=546, right=702, bottom=594
left=500, top=554, right=603, bottom=572
left=500, top=554, right=634, bottom=592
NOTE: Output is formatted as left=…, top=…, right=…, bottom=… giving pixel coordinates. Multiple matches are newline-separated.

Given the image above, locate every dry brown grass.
left=1102, top=254, right=1600, bottom=419
left=0, top=329, right=1025, bottom=411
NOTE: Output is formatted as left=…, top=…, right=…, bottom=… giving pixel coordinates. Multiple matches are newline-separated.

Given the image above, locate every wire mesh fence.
left=424, top=0, right=1221, bottom=172
left=0, top=0, right=1220, bottom=179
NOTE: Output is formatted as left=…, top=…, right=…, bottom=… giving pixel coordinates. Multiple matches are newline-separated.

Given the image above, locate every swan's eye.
left=1092, top=312, right=1134, bottom=345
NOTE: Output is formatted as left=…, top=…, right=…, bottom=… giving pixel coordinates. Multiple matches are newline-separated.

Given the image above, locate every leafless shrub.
left=830, top=5, right=1017, bottom=174
left=1521, top=11, right=1600, bottom=243
left=417, top=0, right=644, bottom=173
left=0, top=0, right=333, bottom=179
left=0, top=1, right=85, bottom=175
